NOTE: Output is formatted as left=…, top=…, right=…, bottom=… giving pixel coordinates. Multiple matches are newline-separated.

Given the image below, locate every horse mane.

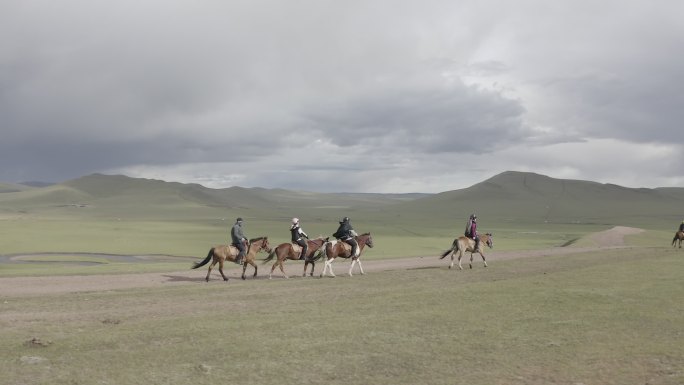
left=358, top=232, right=371, bottom=236
left=249, top=236, right=267, bottom=242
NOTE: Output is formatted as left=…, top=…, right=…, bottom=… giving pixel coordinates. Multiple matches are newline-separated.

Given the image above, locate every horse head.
left=250, top=236, right=271, bottom=253
left=359, top=232, right=373, bottom=248
left=485, top=233, right=493, bottom=248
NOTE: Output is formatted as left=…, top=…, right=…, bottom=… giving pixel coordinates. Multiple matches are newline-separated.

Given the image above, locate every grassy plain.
left=1, top=246, right=683, bottom=385
left=2, top=173, right=683, bottom=384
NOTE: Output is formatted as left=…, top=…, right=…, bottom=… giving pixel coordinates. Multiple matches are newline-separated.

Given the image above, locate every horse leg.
left=302, top=261, right=308, bottom=278
left=218, top=259, right=229, bottom=281
left=241, top=261, right=248, bottom=280
left=329, top=257, right=337, bottom=277
left=457, top=250, right=464, bottom=270
left=247, top=260, right=258, bottom=278
left=205, top=260, right=215, bottom=282
left=319, top=259, right=327, bottom=277
left=469, top=252, right=474, bottom=269
left=480, top=251, right=488, bottom=267
left=349, top=258, right=356, bottom=277
left=357, top=258, right=365, bottom=275
left=269, top=262, right=277, bottom=279
left=309, top=261, right=315, bottom=277
left=278, top=259, right=289, bottom=279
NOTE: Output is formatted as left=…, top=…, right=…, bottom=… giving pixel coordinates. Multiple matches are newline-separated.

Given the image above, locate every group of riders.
left=229, top=213, right=483, bottom=265
left=230, top=216, right=360, bottom=265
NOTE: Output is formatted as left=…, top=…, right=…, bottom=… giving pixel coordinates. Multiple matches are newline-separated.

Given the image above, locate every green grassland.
left=1, top=247, right=682, bottom=385
left=1, top=171, right=683, bottom=276
left=2, top=172, right=684, bottom=384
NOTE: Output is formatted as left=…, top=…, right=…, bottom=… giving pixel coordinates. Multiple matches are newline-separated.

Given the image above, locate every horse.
left=439, top=233, right=493, bottom=270
left=319, top=233, right=374, bottom=278
left=672, top=231, right=684, bottom=248
left=192, top=237, right=271, bottom=281
left=262, top=237, right=329, bottom=279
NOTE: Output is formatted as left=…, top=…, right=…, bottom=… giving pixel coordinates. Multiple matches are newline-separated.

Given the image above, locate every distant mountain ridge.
left=394, top=171, right=684, bottom=225
left=1, top=171, right=682, bottom=227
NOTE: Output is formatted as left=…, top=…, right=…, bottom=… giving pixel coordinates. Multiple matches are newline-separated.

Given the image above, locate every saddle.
left=291, top=243, right=303, bottom=254
left=333, top=240, right=360, bottom=257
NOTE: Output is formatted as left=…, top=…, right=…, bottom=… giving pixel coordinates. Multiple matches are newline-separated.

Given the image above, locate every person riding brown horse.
left=263, top=236, right=329, bottom=278
left=290, top=217, right=309, bottom=260
left=464, top=214, right=480, bottom=251
left=192, top=236, right=271, bottom=281
left=230, top=217, right=248, bottom=265
left=440, top=233, right=493, bottom=270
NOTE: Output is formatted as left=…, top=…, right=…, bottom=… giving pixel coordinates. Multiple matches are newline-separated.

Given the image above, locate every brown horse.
left=673, top=231, right=684, bottom=248
left=440, top=233, right=493, bottom=270
left=192, top=237, right=271, bottom=281
left=319, top=233, right=374, bottom=278
left=263, top=237, right=329, bottom=279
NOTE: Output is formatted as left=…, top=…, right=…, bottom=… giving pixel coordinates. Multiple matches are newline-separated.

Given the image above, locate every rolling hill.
left=393, top=171, right=684, bottom=227
left=1, top=171, right=682, bottom=228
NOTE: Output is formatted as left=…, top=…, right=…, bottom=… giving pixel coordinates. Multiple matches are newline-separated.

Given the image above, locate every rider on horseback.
left=231, top=217, right=248, bottom=265
left=679, top=220, right=684, bottom=233
left=290, top=217, right=309, bottom=260
left=333, top=216, right=359, bottom=257
left=464, top=214, right=480, bottom=251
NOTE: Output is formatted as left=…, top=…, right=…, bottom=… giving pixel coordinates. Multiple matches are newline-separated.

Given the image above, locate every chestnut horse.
left=319, top=233, right=374, bottom=278
left=263, top=237, right=329, bottom=279
left=192, top=237, right=271, bottom=281
left=439, top=233, right=493, bottom=270
left=673, top=231, right=684, bottom=248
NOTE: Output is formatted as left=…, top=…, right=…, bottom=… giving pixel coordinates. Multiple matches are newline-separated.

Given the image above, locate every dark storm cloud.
left=1, top=0, right=683, bottom=191
left=306, top=82, right=527, bottom=153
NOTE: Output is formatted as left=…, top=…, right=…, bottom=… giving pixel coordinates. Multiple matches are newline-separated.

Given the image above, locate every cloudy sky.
left=1, top=0, right=683, bottom=193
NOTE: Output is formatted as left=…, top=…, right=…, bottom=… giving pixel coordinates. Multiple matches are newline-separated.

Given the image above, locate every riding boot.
left=350, top=245, right=357, bottom=257
left=236, top=252, right=245, bottom=265
left=475, top=238, right=480, bottom=251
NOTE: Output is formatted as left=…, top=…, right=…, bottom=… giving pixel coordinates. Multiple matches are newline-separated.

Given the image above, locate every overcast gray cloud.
left=1, top=0, right=682, bottom=192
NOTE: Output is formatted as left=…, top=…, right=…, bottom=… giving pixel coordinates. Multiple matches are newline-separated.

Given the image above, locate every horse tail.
left=263, top=249, right=277, bottom=264
left=311, top=249, right=324, bottom=261
left=440, top=238, right=459, bottom=259
left=439, top=249, right=452, bottom=259
left=315, top=242, right=329, bottom=261
left=192, top=248, right=214, bottom=269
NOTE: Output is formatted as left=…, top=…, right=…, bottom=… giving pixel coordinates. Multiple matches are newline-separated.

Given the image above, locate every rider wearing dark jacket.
left=679, top=221, right=684, bottom=232
left=231, top=217, right=248, bottom=264
left=290, top=217, right=309, bottom=260
left=333, top=217, right=359, bottom=257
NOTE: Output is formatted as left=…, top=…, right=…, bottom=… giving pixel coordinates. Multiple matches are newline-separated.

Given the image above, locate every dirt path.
left=0, top=226, right=645, bottom=297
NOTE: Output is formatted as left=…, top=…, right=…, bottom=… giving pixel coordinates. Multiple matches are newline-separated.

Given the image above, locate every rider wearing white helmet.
left=290, top=217, right=309, bottom=260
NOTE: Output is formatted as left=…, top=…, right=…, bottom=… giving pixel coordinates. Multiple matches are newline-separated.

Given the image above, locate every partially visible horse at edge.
left=319, top=233, right=374, bottom=278
left=673, top=231, right=684, bottom=248
left=440, top=233, right=493, bottom=270
left=262, top=236, right=329, bottom=279
left=192, top=237, right=271, bottom=281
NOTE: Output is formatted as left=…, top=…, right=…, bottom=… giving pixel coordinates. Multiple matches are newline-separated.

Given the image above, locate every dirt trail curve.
left=0, top=226, right=645, bottom=297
